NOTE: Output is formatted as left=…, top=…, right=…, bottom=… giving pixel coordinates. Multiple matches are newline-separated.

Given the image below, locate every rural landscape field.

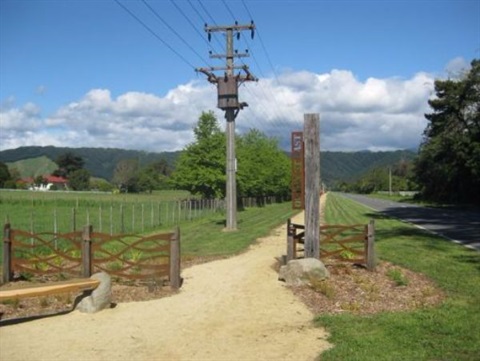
left=1, top=1, right=479, bottom=360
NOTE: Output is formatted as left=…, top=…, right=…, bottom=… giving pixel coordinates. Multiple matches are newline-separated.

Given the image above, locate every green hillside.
left=0, top=146, right=180, bottom=181
left=321, top=150, right=417, bottom=185
left=0, top=146, right=417, bottom=185
left=6, top=156, right=58, bottom=178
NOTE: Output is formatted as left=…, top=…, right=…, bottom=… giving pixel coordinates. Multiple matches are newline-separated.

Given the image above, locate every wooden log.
left=0, top=279, right=100, bottom=301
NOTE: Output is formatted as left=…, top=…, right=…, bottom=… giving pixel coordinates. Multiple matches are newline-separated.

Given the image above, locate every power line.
left=113, top=0, right=196, bottom=69
left=241, top=0, right=280, bottom=85
left=141, top=0, right=210, bottom=67
left=197, top=0, right=218, bottom=27
left=187, top=0, right=208, bottom=25
left=169, top=0, right=221, bottom=55
left=239, top=0, right=302, bottom=136
left=194, top=0, right=225, bottom=53
left=221, top=0, right=236, bottom=21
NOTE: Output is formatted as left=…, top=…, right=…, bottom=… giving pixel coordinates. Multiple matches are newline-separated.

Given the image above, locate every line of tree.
left=170, top=111, right=291, bottom=199
left=413, top=59, right=480, bottom=205
left=334, top=159, right=418, bottom=194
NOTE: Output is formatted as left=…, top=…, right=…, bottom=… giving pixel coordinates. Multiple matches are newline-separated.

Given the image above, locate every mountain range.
left=0, top=146, right=416, bottom=186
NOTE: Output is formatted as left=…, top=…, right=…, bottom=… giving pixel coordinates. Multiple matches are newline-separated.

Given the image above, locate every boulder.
left=75, top=272, right=112, bottom=313
left=278, top=258, right=329, bottom=286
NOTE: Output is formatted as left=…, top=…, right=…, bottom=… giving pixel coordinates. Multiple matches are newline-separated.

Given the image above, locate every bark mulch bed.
left=290, top=259, right=444, bottom=315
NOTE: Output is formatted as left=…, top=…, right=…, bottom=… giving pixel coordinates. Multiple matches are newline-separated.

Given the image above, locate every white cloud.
left=0, top=66, right=438, bottom=152
left=444, top=57, right=471, bottom=79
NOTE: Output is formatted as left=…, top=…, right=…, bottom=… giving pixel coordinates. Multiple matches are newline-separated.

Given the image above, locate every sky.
left=1, top=0, right=479, bottom=153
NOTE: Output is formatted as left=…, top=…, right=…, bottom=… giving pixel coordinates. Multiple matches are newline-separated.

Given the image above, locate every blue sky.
left=1, top=0, right=479, bottom=152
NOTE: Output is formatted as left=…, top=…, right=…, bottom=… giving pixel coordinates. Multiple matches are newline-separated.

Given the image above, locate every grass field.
left=0, top=189, right=297, bottom=265
left=316, top=192, right=480, bottom=360
left=180, top=200, right=298, bottom=258
left=0, top=189, right=209, bottom=235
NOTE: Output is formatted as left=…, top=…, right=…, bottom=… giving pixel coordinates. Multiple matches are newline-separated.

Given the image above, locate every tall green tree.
left=137, top=159, right=173, bottom=192
left=112, top=159, right=140, bottom=193
left=170, top=111, right=226, bottom=198
left=53, top=152, right=85, bottom=178
left=68, top=169, right=91, bottom=191
left=414, top=59, right=480, bottom=204
left=0, top=162, right=12, bottom=188
left=171, top=112, right=291, bottom=199
left=236, top=129, right=290, bottom=198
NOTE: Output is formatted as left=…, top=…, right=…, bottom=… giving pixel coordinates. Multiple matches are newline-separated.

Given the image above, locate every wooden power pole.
left=304, top=114, right=320, bottom=258
left=196, top=22, right=256, bottom=231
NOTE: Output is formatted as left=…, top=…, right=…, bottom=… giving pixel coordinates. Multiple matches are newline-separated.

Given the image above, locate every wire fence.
left=1, top=192, right=287, bottom=235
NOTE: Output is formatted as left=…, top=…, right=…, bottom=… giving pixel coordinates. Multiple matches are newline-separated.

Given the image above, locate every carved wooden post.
left=366, top=220, right=376, bottom=271
left=82, top=225, right=93, bottom=278
left=3, top=223, right=13, bottom=283
left=304, top=113, right=320, bottom=259
left=170, top=227, right=181, bottom=290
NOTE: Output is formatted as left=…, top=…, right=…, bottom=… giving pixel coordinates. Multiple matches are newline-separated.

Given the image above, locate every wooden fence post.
left=366, top=220, right=376, bottom=271
left=72, top=207, right=76, bottom=232
left=82, top=225, right=93, bottom=278
left=304, top=113, right=320, bottom=259
left=169, top=227, right=181, bottom=290
left=3, top=223, right=13, bottom=283
left=286, top=219, right=295, bottom=262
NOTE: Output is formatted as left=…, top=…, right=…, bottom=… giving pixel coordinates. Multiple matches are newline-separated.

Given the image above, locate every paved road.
left=339, top=193, right=480, bottom=251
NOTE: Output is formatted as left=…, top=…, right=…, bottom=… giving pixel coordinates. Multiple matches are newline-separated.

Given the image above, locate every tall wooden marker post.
left=303, top=114, right=320, bottom=258
left=196, top=22, right=256, bottom=231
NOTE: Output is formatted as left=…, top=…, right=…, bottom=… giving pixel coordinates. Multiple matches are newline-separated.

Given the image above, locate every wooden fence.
left=286, top=219, right=376, bottom=271
left=2, top=223, right=181, bottom=289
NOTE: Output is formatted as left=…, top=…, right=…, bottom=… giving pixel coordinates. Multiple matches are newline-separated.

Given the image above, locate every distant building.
left=18, top=175, right=68, bottom=191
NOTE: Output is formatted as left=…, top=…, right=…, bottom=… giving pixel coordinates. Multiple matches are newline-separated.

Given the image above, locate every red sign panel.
left=291, top=132, right=304, bottom=209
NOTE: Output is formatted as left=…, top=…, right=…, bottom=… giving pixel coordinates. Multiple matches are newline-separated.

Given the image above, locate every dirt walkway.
left=0, top=204, right=331, bottom=361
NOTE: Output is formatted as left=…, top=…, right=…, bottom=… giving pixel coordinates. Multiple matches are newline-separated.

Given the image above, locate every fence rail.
left=2, top=223, right=181, bottom=289
left=286, top=219, right=376, bottom=271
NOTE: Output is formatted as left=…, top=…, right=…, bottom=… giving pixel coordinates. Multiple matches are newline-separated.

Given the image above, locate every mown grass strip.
left=316, top=192, right=480, bottom=361
left=180, top=201, right=298, bottom=258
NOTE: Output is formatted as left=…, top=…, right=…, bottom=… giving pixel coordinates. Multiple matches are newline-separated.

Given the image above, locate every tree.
left=112, top=159, right=140, bottom=193
left=137, top=159, right=173, bottom=192
left=170, top=111, right=226, bottom=198
left=34, top=175, right=47, bottom=187
left=236, top=129, right=290, bottom=198
left=68, top=169, right=91, bottom=191
left=53, top=152, right=85, bottom=178
left=171, top=112, right=291, bottom=200
left=0, top=162, right=11, bottom=188
left=414, top=59, right=480, bottom=204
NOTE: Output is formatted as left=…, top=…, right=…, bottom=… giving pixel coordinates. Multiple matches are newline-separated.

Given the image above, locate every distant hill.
left=0, top=146, right=417, bottom=185
left=0, top=146, right=180, bottom=180
left=321, top=150, right=417, bottom=186
left=6, top=156, right=58, bottom=178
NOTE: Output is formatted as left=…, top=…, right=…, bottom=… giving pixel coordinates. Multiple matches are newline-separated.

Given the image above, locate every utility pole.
left=196, top=22, right=256, bottom=231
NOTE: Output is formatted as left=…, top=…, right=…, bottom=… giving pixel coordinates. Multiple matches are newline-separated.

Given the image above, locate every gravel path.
left=0, top=205, right=331, bottom=361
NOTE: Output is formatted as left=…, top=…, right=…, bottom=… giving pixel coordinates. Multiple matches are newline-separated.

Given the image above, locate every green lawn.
left=316, top=193, right=480, bottom=360
left=0, top=189, right=201, bottom=235
left=180, top=200, right=298, bottom=258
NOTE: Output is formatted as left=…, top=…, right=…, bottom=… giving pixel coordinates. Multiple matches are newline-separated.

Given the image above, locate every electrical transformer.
left=217, top=75, right=239, bottom=110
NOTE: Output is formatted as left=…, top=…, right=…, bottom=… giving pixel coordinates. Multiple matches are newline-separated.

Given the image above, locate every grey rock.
left=75, top=272, right=112, bottom=313
left=278, top=258, right=329, bottom=286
